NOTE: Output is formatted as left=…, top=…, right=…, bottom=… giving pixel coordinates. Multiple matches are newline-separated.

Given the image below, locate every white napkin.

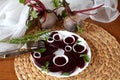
left=0, top=0, right=29, bottom=52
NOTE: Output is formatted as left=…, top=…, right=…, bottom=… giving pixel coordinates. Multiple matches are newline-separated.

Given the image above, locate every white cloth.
left=0, top=0, right=29, bottom=52
left=0, top=0, right=119, bottom=52
left=90, top=0, right=119, bottom=23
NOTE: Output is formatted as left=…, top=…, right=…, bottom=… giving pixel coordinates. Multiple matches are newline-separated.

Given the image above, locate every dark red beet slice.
left=64, top=36, right=74, bottom=44
left=51, top=41, right=60, bottom=48
left=34, top=59, right=41, bottom=68
left=49, top=32, right=58, bottom=37
left=62, top=54, right=77, bottom=73
left=81, top=49, right=88, bottom=54
left=31, top=52, right=41, bottom=61
left=74, top=44, right=85, bottom=53
left=65, top=51, right=80, bottom=66
left=44, top=42, right=58, bottom=54
left=53, top=34, right=60, bottom=41
left=78, top=57, right=86, bottom=68
left=50, top=38, right=65, bottom=49
left=59, top=41, right=65, bottom=49
left=72, top=35, right=78, bottom=44
left=35, top=54, right=55, bottom=67
left=48, top=65, right=62, bottom=72
left=68, top=35, right=78, bottom=46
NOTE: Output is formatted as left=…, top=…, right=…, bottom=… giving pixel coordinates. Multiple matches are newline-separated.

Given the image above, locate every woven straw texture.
left=14, top=22, right=120, bottom=80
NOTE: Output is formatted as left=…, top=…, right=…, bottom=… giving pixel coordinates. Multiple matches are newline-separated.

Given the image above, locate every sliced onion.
left=63, top=35, right=75, bottom=44
left=65, top=45, right=72, bottom=52
left=53, top=33, right=62, bottom=41
left=73, top=43, right=86, bottom=53
left=33, top=51, right=41, bottom=58
left=47, top=37, right=54, bottom=43
left=53, top=55, right=69, bottom=67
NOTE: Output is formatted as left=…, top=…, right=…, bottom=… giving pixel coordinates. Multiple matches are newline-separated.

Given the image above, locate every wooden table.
left=0, top=4, right=120, bottom=80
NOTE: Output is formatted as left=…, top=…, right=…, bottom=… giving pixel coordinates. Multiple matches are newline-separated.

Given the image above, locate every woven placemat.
left=14, top=22, right=120, bottom=80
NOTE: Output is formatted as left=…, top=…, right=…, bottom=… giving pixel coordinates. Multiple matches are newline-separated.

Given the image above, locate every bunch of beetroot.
left=20, top=0, right=103, bottom=31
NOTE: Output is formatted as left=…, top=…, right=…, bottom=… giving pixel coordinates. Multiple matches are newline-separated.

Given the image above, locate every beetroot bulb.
left=25, top=0, right=58, bottom=29
left=41, top=12, right=58, bottom=29
left=63, top=14, right=83, bottom=32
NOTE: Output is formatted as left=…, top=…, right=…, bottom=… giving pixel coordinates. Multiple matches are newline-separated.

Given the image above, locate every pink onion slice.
left=73, top=43, right=86, bottom=53
left=53, top=55, right=69, bottom=67
left=33, top=51, right=41, bottom=59
left=65, top=45, right=72, bottom=52
left=53, top=33, right=62, bottom=41
left=63, top=35, right=75, bottom=44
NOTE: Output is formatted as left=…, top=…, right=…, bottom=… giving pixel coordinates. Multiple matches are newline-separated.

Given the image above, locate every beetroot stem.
left=73, top=4, right=104, bottom=14
left=34, top=0, right=47, bottom=23
left=34, top=0, right=46, bottom=9
left=80, top=12, right=97, bottom=15
left=26, top=0, right=43, bottom=11
left=62, top=0, right=73, bottom=17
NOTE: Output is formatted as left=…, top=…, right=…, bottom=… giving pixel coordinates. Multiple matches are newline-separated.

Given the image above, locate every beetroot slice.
left=78, top=57, right=86, bottom=68
left=34, top=59, right=41, bottom=68
left=62, top=54, right=77, bottom=73
left=35, top=54, right=55, bottom=67
left=44, top=42, right=58, bottom=54
left=58, top=41, right=66, bottom=49
left=48, top=65, right=62, bottom=72
left=72, top=35, right=78, bottom=43
left=81, top=49, right=88, bottom=54
left=65, top=52, right=80, bottom=66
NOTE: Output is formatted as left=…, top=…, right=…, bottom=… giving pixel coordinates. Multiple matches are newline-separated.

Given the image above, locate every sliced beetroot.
left=49, top=40, right=65, bottom=49
left=65, top=37, right=73, bottom=43
left=54, top=57, right=67, bottom=66
left=45, top=42, right=58, bottom=54
left=64, top=45, right=72, bottom=52
left=47, top=37, right=54, bottom=43
left=53, top=33, right=61, bottom=41
left=40, top=50, right=52, bottom=57
left=51, top=41, right=61, bottom=48
left=34, top=59, right=41, bottom=68
left=59, top=41, right=64, bottom=49
left=63, top=36, right=75, bottom=45
left=31, top=52, right=41, bottom=60
left=81, top=49, right=88, bottom=54
left=78, top=57, right=86, bottom=68
left=65, top=35, right=78, bottom=47
left=48, top=65, right=62, bottom=72
left=73, top=44, right=85, bottom=53
left=65, top=52, right=80, bottom=66
left=72, top=35, right=78, bottom=43
left=62, top=54, right=77, bottom=73
left=35, top=54, right=55, bottom=67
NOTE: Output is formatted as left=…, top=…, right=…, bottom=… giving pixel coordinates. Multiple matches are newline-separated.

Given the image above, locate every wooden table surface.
left=0, top=3, right=120, bottom=80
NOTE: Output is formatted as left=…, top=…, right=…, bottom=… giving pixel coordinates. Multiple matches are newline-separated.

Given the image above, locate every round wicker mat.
left=14, top=22, right=120, bottom=80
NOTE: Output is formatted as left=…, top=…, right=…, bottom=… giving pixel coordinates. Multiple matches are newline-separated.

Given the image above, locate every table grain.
left=0, top=2, right=120, bottom=80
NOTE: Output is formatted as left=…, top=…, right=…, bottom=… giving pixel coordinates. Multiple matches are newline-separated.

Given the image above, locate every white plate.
left=31, top=30, right=91, bottom=78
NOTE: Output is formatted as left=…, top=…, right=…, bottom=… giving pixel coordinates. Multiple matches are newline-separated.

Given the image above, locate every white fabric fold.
left=0, top=0, right=29, bottom=52
left=90, top=0, right=119, bottom=23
